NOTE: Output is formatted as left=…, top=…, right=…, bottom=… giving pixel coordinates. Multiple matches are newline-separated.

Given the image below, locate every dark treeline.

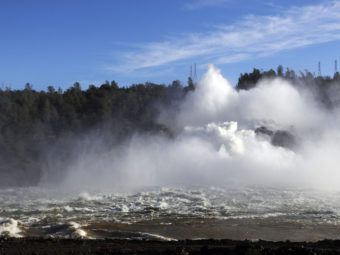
left=237, top=65, right=340, bottom=107
left=0, top=67, right=339, bottom=186
left=237, top=65, right=340, bottom=91
left=0, top=79, right=193, bottom=185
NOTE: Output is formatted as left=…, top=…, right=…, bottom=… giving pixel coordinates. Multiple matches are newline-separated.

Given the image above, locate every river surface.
left=1, top=186, right=340, bottom=241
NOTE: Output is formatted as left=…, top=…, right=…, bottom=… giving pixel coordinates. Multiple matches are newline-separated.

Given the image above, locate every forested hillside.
left=0, top=67, right=339, bottom=186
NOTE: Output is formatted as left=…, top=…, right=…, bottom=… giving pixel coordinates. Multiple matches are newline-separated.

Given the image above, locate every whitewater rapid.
left=1, top=186, right=340, bottom=240
left=3, top=65, right=340, bottom=240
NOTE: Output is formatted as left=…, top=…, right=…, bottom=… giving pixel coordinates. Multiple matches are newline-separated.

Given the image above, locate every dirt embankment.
left=1, top=238, right=340, bottom=255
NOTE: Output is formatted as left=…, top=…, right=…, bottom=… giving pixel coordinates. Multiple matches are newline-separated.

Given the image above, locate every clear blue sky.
left=1, top=0, right=340, bottom=90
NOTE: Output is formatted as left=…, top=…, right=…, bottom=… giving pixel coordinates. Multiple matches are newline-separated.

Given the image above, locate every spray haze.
left=46, top=65, right=340, bottom=192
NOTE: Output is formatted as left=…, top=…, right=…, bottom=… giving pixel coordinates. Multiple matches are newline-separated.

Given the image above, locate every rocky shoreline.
left=1, top=238, right=340, bottom=255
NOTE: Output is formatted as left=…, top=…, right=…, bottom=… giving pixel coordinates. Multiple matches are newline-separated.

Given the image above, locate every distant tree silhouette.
left=1, top=66, right=340, bottom=186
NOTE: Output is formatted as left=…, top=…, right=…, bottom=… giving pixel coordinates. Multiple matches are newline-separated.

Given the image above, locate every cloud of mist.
left=45, top=65, right=340, bottom=192
left=180, top=66, right=331, bottom=131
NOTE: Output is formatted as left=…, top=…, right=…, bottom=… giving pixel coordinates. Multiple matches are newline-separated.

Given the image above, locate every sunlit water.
left=1, top=186, right=340, bottom=241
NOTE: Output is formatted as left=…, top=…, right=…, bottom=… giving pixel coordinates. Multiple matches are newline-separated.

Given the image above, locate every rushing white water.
left=3, top=65, right=340, bottom=240
left=0, top=218, right=22, bottom=237
left=1, top=186, right=340, bottom=239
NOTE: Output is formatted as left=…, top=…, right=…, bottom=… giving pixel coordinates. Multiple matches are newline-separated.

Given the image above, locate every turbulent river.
left=2, top=66, right=340, bottom=241
left=1, top=186, right=340, bottom=241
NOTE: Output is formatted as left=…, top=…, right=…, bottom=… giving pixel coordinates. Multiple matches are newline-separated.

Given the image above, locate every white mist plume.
left=179, top=65, right=327, bottom=131
left=178, top=65, right=237, bottom=126
left=53, top=65, right=340, bottom=191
